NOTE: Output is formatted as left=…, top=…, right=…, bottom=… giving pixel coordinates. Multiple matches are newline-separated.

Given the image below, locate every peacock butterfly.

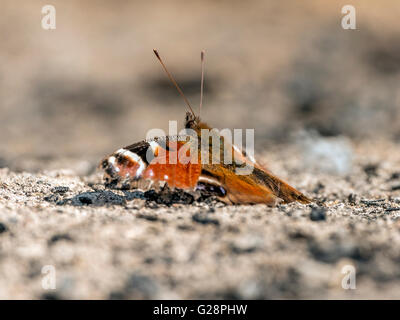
left=100, top=50, right=311, bottom=205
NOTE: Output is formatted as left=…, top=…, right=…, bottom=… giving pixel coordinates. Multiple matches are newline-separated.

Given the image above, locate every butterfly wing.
left=100, top=136, right=201, bottom=190
left=192, top=123, right=311, bottom=205
left=142, top=139, right=201, bottom=189
left=199, top=163, right=310, bottom=205
left=200, top=164, right=282, bottom=205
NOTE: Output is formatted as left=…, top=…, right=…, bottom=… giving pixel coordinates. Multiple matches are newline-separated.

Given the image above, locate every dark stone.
left=77, top=194, right=94, bottom=205
left=177, top=224, right=195, bottom=231
left=136, top=213, right=158, bottom=222
left=309, top=207, right=326, bottom=222
left=143, top=190, right=159, bottom=202
left=144, top=188, right=194, bottom=206
left=309, top=240, right=372, bottom=263
left=51, top=186, right=70, bottom=194
left=0, top=222, right=8, bottom=234
left=48, top=233, right=73, bottom=245
left=192, top=212, right=220, bottom=226
left=289, top=229, right=313, bottom=240
left=364, top=164, right=379, bottom=177
left=348, top=193, right=358, bottom=204
left=123, top=190, right=145, bottom=201
left=44, top=194, right=61, bottom=203
left=67, top=191, right=126, bottom=206
left=313, top=182, right=325, bottom=194
left=389, top=172, right=400, bottom=180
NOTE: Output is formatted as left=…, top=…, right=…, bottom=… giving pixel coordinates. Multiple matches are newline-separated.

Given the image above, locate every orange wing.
left=142, top=140, right=201, bottom=189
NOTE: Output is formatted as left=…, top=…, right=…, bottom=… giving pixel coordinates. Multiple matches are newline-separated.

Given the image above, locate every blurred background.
left=1, top=0, right=399, bottom=172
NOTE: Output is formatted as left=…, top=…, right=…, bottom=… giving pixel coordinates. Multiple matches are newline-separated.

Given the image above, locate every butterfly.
left=99, top=50, right=311, bottom=205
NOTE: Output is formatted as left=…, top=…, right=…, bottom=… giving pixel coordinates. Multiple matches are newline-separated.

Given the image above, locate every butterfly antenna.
left=199, top=50, right=205, bottom=118
left=153, top=49, right=195, bottom=117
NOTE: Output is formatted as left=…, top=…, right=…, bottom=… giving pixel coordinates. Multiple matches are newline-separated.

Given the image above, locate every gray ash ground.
left=1, top=0, right=400, bottom=300
left=1, top=141, right=400, bottom=299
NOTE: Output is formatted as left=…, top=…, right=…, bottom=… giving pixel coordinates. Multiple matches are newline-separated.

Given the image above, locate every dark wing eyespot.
left=196, top=181, right=227, bottom=198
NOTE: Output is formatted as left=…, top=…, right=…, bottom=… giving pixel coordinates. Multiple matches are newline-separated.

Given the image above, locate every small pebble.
left=310, top=207, right=326, bottom=222
left=0, top=222, right=8, bottom=234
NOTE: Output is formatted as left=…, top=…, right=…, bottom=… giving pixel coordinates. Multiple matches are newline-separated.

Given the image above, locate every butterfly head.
left=184, top=112, right=200, bottom=129
left=184, top=112, right=211, bottom=132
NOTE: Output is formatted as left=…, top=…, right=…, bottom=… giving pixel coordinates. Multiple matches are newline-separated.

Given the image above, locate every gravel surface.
left=1, top=141, right=400, bottom=299
left=1, top=0, right=400, bottom=300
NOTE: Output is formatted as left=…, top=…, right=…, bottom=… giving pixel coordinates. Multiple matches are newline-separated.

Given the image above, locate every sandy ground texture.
left=1, top=139, right=400, bottom=299
left=1, top=0, right=400, bottom=300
